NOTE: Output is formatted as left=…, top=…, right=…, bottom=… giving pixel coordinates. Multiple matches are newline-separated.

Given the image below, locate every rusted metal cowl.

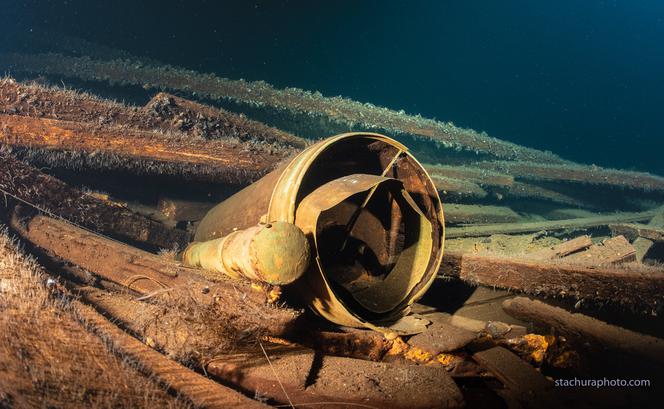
left=194, top=132, right=445, bottom=333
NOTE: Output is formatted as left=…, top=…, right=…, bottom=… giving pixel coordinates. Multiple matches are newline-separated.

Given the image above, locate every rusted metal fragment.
left=73, top=300, right=269, bottom=409
left=293, top=329, right=391, bottom=361
left=12, top=214, right=301, bottom=337
left=408, top=321, right=477, bottom=354
left=529, top=235, right=593, bottom=259
left=473, top=346, right=560, bottom=409
left=207, top=345, right=465, bottom=409
left=444, top=204, right=521, bottom=224
left=0, top=152, right=189, bottom=249
left=0, top=53, right=566, bottom=163
left=502, top=297, right=664, bottom=366
left=182, top=221, right=310, bottom=285
left=564, top=235, right=636, bottom=265
left=441, top=251, right=664, bottom=314
left=0, top=113, right=283, bottom=184
left=446, top=209, right=659, bottom=238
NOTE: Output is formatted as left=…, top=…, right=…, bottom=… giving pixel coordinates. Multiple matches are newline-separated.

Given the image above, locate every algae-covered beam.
left=0, top=77, right=305, bottom=152
left=441, top=251, right=664, bottom=314
left=424, top=164, right=514, bottom=187
left=0, top=52, right=566, bottom=163
left=477, top=160, right=664, bottom=192
left=429, top=174, right=488, bottom=200
left=445, top=209, right=659, bottom=238
left=0, top=152, right=189, bottom=249
left=72, top=300, right=270, bottom=409
left=0, top=113, right=283, bottom=183
left=444, top=204, right=521, bottom=224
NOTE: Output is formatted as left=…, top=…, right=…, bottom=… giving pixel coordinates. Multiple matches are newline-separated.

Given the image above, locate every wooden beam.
left=0, top=152, right=189, bottom=249
left=529, top=235, right=593, bottom=259
left=0, top=78, right=304, bottom=151
left=12, top=214, right=300, bottom=337
left=0, top=53, right=566, bottom=163
left=609, top=223, right=664, bottom=243
left=441, top=250, right=664, bottom=314
left=444, top=204, right=521, bottom=224
left=477, top=160, right=664, bottom=192
left=0, top=113, right=283, bottom=184
left=563, top=235, right=636, bottom=265
left=446, top=209, right=659, bottom=238
left=73, top=300, right=269, bottom=409
left=502, top=297, right=664, bottom=366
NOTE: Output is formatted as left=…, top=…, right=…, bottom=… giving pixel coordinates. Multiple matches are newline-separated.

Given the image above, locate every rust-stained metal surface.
left=195, top=132, right=444, bottom=331
left=183, top=221, right=310, bottom=285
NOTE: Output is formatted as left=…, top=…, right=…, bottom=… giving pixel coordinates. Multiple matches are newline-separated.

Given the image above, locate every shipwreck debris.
left=11, top=214, right=302, bottom=337
left=0, top=152, right=189, bottom=249
left=441, top=250, right=664, bottom=314
left=502, top=297, right=664, bottom=366
left=194, top=132, right=444, bottom=332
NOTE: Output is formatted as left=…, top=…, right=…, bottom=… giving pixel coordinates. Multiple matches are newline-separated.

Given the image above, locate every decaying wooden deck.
left=1, top=52, right=663, bottom=408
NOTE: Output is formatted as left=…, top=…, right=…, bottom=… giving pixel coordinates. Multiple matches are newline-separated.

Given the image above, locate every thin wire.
left=0, top=186, right=137, bottom=248
left=258, top=338, right=295, bottom=409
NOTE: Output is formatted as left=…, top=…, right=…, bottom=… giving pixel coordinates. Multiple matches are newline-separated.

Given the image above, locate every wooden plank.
left=609, top=223, right=664, bottom=243
left=529, top=235, right=593, bottom=259
left=440, top=251, right=664, bottom=314
left=564, top=235, right=636, bottom=265
left=0, top=78, right=304, bottom=151
left=12, top=214, right=300, bottom=337
left=445, top=204, right=521, bottom=224
left=473, top=346, right=558, bottom=409
left=73, top=300, right=269, bottom=409
left=0, top=113, right=282, bottom=184
left=446, top=209, right=658, bottom=238
left=631, top=207, right=664, bottom=263
left=430, top=174, right=488, bottom=200
left=502, top=297, right=664, bottom=366
left=208, top=345, right=465, bottom=409
left=0, top=152, right=189, bottom=249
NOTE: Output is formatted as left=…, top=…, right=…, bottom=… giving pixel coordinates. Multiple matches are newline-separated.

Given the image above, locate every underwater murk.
left=0, top=1, right=662, bottom=408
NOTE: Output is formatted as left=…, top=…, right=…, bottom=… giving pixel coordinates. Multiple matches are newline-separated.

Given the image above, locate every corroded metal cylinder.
left=195, top=132, right=444, bottom=333
left=183, top=222, right=310, bottom=285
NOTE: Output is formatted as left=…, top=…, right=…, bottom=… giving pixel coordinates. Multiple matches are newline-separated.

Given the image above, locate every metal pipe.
left=183, top=222, right=310, bottom=285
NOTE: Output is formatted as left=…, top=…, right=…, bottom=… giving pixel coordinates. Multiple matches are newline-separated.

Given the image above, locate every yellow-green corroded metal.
left=182, top=222, right=310, bottom=285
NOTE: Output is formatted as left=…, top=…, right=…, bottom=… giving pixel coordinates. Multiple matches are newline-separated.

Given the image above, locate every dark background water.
left=2, top=0, right=663, bottom=174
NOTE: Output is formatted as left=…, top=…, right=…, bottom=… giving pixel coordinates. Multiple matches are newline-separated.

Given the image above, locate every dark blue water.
left=2, top=0, right=663, bottom=174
